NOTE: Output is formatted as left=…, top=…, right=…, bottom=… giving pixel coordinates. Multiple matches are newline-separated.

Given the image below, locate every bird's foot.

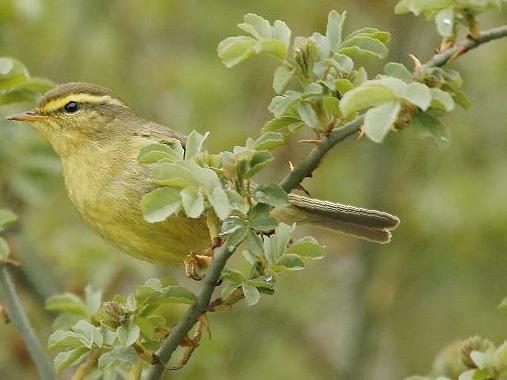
left=184, top=253, right=212, bottom=281
left=183, top=237, right=223, bottom=281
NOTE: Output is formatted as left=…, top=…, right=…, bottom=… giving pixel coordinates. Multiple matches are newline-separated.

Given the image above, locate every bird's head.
left=7, top=82, right=134, bottom=157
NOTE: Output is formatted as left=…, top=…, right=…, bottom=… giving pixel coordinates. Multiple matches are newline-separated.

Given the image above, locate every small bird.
left=7, top=83, right=399, bottom=269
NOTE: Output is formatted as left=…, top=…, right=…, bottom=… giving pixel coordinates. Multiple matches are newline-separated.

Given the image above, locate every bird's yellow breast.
left=60, top=135, right=210, bottom=265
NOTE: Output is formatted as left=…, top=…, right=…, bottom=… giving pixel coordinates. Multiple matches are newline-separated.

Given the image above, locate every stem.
left=422, top=25, right=507, bottom=69
left=0, top=264, right=56, bottom=380
left=280, top=117, right=363, bottom=192
left=144, top=244, right=234, bottom=380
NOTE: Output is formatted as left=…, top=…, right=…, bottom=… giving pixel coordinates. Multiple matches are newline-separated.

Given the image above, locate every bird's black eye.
left=64, top=101, right=79, bottom=114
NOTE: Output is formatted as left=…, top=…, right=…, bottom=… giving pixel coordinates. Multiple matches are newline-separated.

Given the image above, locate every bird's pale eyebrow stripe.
left=39, top=93, right=127, bottom=113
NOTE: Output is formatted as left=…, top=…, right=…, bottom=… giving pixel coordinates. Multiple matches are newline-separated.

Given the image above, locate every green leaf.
left=185, top=130, right=209, bottom=159
left=303, top=83, right=323, bottom=95
left=98, top=347, right=138, bottom=369
left=253, top=132, right=286, bottom=151
left=431, top=88, right=454, bottom=112
left=151, top=162, right=197, bottom=187
left=256, top=39, right=288, bottom=61
left=46, top=293, right=88, bottom=316
left=262, top=116, right=303, bottom=133
left=48, top=330, right=87, bottom=351
left=221, top=282, right=240, bottom=299
left=0, top=209, right=17, bottom=228
left=238, top=13, right=272, bottom=40
left=326, top=10, right=345, bottom=49
left=54, top=347, right=88, bottom=372
left=140, top=187, right=181, bottom=223
left=269, top=91, right=302, bottom=118
left=353, top=67, right=368, bottom=85
left=249, top=203, right=278, bottom=232
left=244, top=151, right=273, bottom=179
left=340, top=85, right=398, bottom=117
left=117, top=324, right=140, bottom=347
left=73, top=320, right=100, bottom=348
left=273, top=20, right=291, bottom=45
left=217, top=36, right=257, bottom=68
left=347, top=27, right=391, bottom=43
left=287, top=237, right=325, bottom=259
left=451, top=89, right=471, bottom=109
left=403, top=82, right=432, bottom=111
left=135, top=317, right=157, bottom=341
left=273, top=64, right=295, bottom=94
left=158, top=286, right=196, bottom=304
left=373, top=76, right=408, bottom=96
left=471, top=348, right=496, bottom=370
left=207, top=185, right=232, bottom=220
left=138, top=142, right=183, bottom=164
left=180, top=188, right=205, bottom=218
left=384, top=62, right=412, bottom=82
left=277, top=254, right=306, bottom=271
left=364, top=102, right=401, bottom=143
left=253, top=184, right=289, bottom=207
left=0, top=238, right=9, bottom=260
left=332, top=53, right=354, bottom=73
left=323, top=96, right=341, bottom=118
left=297, top=102, right=321, bottom=130
left=264, top=223, right=294, bottom=265
left=221, top=268, right=247, bottom=284
left=245, top=230, right=264, bottom=257
left=0, top=57, right=28, bottom=78
left=335, top=79, right=354, bottom=95
left=435, top=8, right=454, bottom=37
left=242, top=284, right=261, bottom=306
left=340, top=36, right=388, bottom=59
left=220, top=216, right=249, bottom=249
left=411, top=112, right=448, bottom=143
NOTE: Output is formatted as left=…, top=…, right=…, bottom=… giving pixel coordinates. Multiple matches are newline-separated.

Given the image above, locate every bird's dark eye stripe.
left=64, top=101, right=79, bottom=113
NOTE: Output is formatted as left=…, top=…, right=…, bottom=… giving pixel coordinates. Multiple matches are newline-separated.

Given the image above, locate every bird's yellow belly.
left=63, top=153, right=211, bottom=265
left=81, top=198, right=210, bottom=264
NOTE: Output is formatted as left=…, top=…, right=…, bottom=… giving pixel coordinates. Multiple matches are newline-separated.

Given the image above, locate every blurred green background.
left=0, top=0, right=507, bottom=379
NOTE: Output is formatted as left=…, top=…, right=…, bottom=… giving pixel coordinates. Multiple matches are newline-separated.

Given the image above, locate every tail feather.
left=273, top=194, right=400, bottom=244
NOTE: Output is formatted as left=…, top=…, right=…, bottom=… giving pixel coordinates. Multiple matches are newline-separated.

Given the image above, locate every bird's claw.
left=184, top=253, right=212, bottom=281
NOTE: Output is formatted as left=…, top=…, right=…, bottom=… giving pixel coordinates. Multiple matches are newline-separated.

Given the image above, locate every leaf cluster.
left=396, top=0, right=504, bottom=39
left=46, top=279, right=196, bottom=376
left=0, top=57, right=53, bottom=106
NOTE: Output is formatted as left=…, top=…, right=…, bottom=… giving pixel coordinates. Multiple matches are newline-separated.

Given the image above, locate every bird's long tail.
left=272, top=193, right=400, bottom=243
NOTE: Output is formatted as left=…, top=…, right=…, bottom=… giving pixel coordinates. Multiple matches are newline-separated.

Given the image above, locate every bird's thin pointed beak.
left=7, top=111, right=44, bottom=122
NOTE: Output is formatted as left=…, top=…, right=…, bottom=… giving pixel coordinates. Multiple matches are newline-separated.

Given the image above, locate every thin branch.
left=281, top=25, right=507, bottom=193
left=0, top=264, right=56, bottom=380
left=280, top=118, right=363, bottom=192
left=144, top=244, right=233, bottom=380
left=144, top=22, right=507, bottom=380
left=421, top=24, right=507, bottom=69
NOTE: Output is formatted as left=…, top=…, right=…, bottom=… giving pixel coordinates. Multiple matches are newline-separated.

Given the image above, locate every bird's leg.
left=184, top=213, right=223, bottom=280
left=183, top=237, right=223, bottom=280
left=183, top=252, right=213, bottom=281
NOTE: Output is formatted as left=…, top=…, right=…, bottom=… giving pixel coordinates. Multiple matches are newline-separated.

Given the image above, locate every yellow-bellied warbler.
left=7, top=83, right=399, bottom=268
